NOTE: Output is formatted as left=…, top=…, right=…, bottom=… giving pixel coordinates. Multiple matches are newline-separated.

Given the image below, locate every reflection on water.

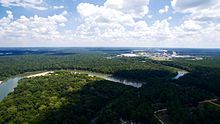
left=77, top=71, right=143, bottom=88
left=172, top=71, right=188, bottom=80
left=102, top=76, right=143, bottom=88
left=0, top=77, right=22, bottom=101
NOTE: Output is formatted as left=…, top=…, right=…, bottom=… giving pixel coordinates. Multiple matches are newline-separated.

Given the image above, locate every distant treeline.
left=0, top=54, right=176, bottom=81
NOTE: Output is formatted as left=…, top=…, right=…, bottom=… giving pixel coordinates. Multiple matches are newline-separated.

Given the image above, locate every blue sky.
left=0, top=0, right=220, bottom=48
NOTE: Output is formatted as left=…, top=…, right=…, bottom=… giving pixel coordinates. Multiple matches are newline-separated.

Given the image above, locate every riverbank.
left=25, top=71, right=54, bottom=78
left=0, top=69, right=189, bottom=102
left=0, top=71, right=56, bottom=101
left=0, top=70, right=145, bottom=101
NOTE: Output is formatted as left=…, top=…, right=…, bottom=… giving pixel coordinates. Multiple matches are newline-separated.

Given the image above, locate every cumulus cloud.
left=104, top=0, right=149, bottom=18
left=0, top=0, right=220, bottom=47
left=77, top=3, right=135, bottom=26
left=168, top=0, right=220, bottom=47
left=171, top=0, right=220, bottom=20
left=180, top=20, right=202, bottom=31
left=0, top=11, right=68, bottom=42
left=0, top=0, right=47, bottom=10
left=159, top=5, right=169, bottom=14
left=70, top=0, right=220, bottom=47
left=75, top=0, right=151, bottom=40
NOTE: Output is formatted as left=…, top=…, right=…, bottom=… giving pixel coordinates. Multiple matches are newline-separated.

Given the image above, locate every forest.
left=0, top=54, right=177, bottom=81
left=0, top=52, right=220, bottom=124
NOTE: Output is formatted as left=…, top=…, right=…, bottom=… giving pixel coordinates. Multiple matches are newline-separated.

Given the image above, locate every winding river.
left=0, top=70, right=187, bottom=101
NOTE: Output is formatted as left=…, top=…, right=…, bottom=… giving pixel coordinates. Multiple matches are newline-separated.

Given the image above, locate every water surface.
left=172, top=71, right=188, bottom=79
left=0, top=77, right=22, bottom=101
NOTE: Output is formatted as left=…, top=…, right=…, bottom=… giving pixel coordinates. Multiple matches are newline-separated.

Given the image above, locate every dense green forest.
left=1, top=52, right=220, bottom=124
left=0, top=71, right=158, bottom=123
left=0, top=71, right=217, bottom=124
left=0, top=54, right=176, bottom=81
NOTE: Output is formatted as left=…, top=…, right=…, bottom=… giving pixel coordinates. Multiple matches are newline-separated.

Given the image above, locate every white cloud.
left=0, top=0, right=47, bottom=10
left=75, top=0, right=178, bottom=43
left=77, top=3, right=134, bottom=33
left=0, top=0, right=220, bottom=48
left=171, top=0, right=220, bottom=20
left=75, top=0, right=151, bottom=41
left=159, top=5, right=169, bottom=14
left=166, top=0, right=220, bottom=47
left=171, top=0, right=217, bottom=12
left=171, top=22, right=220, bottom=48
left=168, top=16, right=172, bottom=20
left=53, top=5, right=64, bottom=9
left=70, top=0, right=220, bottom=48
left=147, top=15, right=153, bottom=19
left=77, top=3, right=135, bottom=26
left=180, top=20, right=202, bottom=31
left=104, top=0, right=149, bottom=18
left=0, top=11, right=68, bottom=42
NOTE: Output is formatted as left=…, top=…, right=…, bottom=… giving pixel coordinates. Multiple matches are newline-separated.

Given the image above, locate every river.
left=0, top=71, right=143, bottom=101
left=172, top=71, right=188, bottom=80
left=0, top=70, right=186, bottom=101
left=0, top=77, right=22, bottom=101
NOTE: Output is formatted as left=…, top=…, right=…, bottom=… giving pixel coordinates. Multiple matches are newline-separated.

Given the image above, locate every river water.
left=0, top=70, right=186, bottom=101
left=75, top=71, right=143, bottom=88
left=172, top=71, right=188, bottom=80
left=0, top=77, right=22, bottom=101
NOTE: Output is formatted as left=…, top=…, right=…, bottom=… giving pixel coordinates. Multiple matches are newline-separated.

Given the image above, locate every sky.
left=0, top=0, right=220, bottom=48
